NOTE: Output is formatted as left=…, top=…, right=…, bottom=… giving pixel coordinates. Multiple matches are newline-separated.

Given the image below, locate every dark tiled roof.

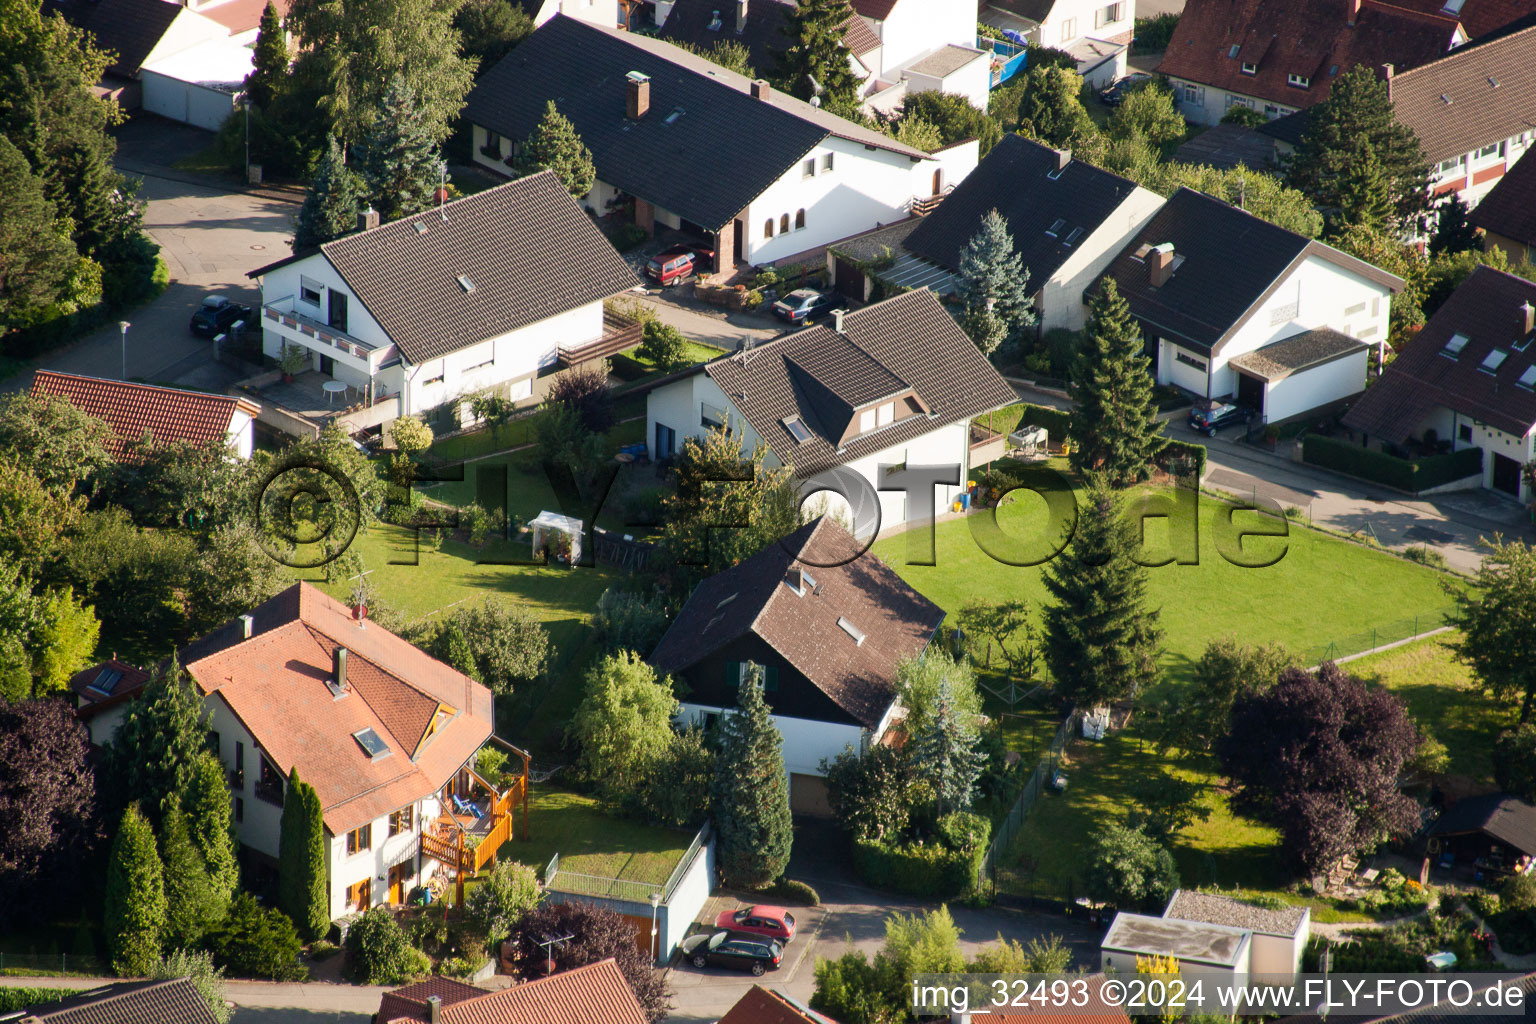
left=1157, top=0, right=1460, bottom=111
left=1171, top=122, right=1278, bottom=172
left=1468, top=148, right=1536, bottom=246
left=463, top=16, right=928, bottom=233
left=18, top=978, right=218, bottom=1024
left=1383, top=22, right=1536, bottom=162
left=985, top=0, right=1057, bottom=23
left=29, top=371, right=257, bottom=460
left=702, top=289, right=1018, bottom=476
left=68, top=659, right=152, bottom=717
left=1256, top=107, right=1310, bottom=146
left=1428, top=791, right=1536, bottom=855
left=1391, top=0, right=1536, bottom=39
left=1227, top=326, right=1367, bottom=381
left=904, top=136, right=1142, bottom=291
left=718, top=986, right=840, bottom=1024
left=381, top=959, right=649, bottom=1024
left=1343, top=265, right=1536, bottom=440
left=850, top=0, right=899, bottom=18
left=649, top=517, right=945, bottom=729
left=655, top=0, right=880, bottom=72
left=287, top=170, right=638, bottom=365
left=43, top=0, right=184, bottom=77
left=1094, top=188, right=1402, bottom=355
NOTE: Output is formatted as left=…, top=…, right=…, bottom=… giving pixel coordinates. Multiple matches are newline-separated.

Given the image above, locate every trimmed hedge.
left=1016, top=402, right=1071, bottom=439
left=1157, top=437, right=1208, bottom=479
left=0, top=989, right=76, bottom=1012
left=852, top=816, right=991, bottom=899
left=1302, top=435, right=1482, bottom=493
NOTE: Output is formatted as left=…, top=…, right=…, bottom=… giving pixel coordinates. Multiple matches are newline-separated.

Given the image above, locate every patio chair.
left=452, top=794, right=482, bottom=819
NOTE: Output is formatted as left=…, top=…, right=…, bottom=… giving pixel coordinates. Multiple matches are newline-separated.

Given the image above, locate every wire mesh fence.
left=981, top=716, right=1071, bottom=884
left=0, top=952, right=106, bottom=975
left=1297, top=611, right=1456, bottom=668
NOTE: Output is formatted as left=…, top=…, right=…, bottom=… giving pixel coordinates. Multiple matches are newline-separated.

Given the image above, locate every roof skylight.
left=783, top=416, right=812, bottom=443
left=1046, top=218, right=1065, bottom=236
left=87, top=668, right=122, bottom=697
left=1065, top=227, right=1084, bottom=245
left=1517, top=365, right=1536, bottom=390
left=457, top=275, right=475, bottom=293
left=717, top=592, right=738, bottom=609
left=1480, top=348, right=1509, bottom=373
left=1441, top=332, right=1469, bottom=358
left=353, top=728, right=391, bottom=759
left=837, top=617, right=866, bottom=646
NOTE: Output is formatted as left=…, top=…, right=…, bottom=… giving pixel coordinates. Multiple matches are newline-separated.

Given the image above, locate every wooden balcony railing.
left=556, top=312, right=644, bottom=368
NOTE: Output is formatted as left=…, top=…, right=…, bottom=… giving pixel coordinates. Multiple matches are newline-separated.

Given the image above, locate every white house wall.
left=1168, top=78, right=1299, bottom=126
left=837, top=419, right=970, bottom=533
left=1042, top=184, right=1164, bottom=331
left=1261, top=350, right=1367, bottom=423
left=680, top=703, right=867, bottom=778
left=326, top=798, right=440, bottom=921
left=142, top=7, right=231, bottom=67
left=1247, top=928, right=1307, bottom=979
left=899, top=53, right=992, bottom=112
left=229, top=408, right=255, bottom=459
left=140, top=73, right=239, bottom=132
left=260, top=256, right=393, bottom=358
left=1452, top=417, right=1536, bottom=502
left=203, top=694, right=282, bottom=861
left=871, top=0, right=978, bottom=74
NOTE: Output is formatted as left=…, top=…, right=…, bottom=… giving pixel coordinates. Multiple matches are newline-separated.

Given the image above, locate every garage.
left=141, top=40, right=253, bottom=133
left=790, top=773, right=833, bottom=818
left=1226, top=327, right=1370, bottom=424
left=1492, top=452, right=1522, bottom=496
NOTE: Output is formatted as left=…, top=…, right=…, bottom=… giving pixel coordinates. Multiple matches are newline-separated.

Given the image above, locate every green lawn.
left=871, top=470, right=1460, bottom=691
left=495, top=787, right=690, bottom=885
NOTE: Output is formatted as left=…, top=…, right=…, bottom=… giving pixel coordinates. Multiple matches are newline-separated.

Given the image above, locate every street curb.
left=117, top=159, right=306, bottom=205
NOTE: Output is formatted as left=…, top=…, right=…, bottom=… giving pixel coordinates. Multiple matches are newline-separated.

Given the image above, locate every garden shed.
left=1427, top=792, right=1536, bottom=878
left=529, top=510, right=583, bottom=564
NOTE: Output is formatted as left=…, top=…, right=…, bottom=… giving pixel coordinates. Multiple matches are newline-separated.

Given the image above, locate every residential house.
left=1342, top=265, right=1536, bottom=502
left=69, top=661, right=153, bottom=745
left=1163, top=890, right=1310, bottom=977
left=1426, top=792, right=1536, bottom=878
left=0, top=978, right=218, bottom=1024
left=30, top=370, right=260, bottom=459
left=718, top=985, right=841, bottom=1024
left=649, top=516, right=946, bottom=814
left=247, top=170, right=640, bottom=435
left=845, top=0, right=991, bottom=112
left=1257, top=22, right=1536, bottom=214
left=513, top=0, right=624, bottom=30
left=859, top=135, right=1164, bottom=331
left=1094, top=187, right=1404, bottom=422
left=375, top=960, right=648, bottom=1024
left=44, top=0, right=255, bottom=130
left=1158, top=0, right=1465, bottom=126
left=463, top=16, right=976, bottom=275
left=644, top=288, right=1018, bottom=528
left=74, top=582, right=511, bottom=922
left=981, top=0, right=1135, bottom=89
left=1468, top=138, right=1536, bottom=262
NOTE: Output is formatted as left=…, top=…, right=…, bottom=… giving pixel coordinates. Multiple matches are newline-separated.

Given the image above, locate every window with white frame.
left=1437, top=155, right=1465, bottom=174
left=1225, top=94, right=1255, bottom=111
left=1094, top=2, right=1123, bottom=27
left=1179, top=82, right=1205, bottom=106
left=1059, top=17, right=1076, bottom=40
left=1476, top=142, right=1505, bottom=160
left=1287, top=73, right=1310, bottom=88
left=859, top=408, right=876, bottom=433
left=876, top=402, right=894, bottom=427
left=822, top=152, right=834, bottom=173
left=701, top=402, right=727, bottom=428
left=1175, top=351, right=1207, bottom=372
left=1240, top=61, right=1257, bottom=74
left=802, top=158, right=815, bottom=178
left=299, top=276, right=323, bottom=307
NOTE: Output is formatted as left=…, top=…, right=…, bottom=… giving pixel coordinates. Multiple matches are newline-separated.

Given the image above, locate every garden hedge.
left=1302, top=435, right=1482, bottom=493
left=0, top=989, right=75, bottom=1012
left=852, top=819, right=991, bottom=899
left=1156, top=437, right=1207, bottom=479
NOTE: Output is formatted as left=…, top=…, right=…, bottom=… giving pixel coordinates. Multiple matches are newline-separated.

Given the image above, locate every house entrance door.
left=320, top=355, right=335, bottom=376
left=1492, top=452, right=1521, bottom=495
left=655, top=423, right=676, bottom=459
left=388, top=862, right=411, bottom=904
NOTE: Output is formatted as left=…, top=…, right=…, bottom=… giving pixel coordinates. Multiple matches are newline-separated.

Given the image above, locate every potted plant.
left=278, top=344, right=309, bottom=382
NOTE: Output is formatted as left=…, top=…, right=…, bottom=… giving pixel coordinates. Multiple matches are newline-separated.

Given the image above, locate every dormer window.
left=859, top=408, right=876, bottom=433
left=1287, top=73, right=1310, bottom=88
left=1241, top=61, right=1257, bottom=74
left=876, top=402, right=895, bottom=427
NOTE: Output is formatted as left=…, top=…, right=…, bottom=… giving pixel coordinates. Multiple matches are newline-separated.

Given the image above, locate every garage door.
left=1492, top=453, right=1521, bottom=496
left=790, top=774, right=833, bottom=817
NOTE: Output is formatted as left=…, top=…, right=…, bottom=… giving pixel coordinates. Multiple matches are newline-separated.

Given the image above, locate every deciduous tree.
left=711, top=669, right=793, bottom=887
left=463, top=859, right=541, bottom=945
left=1084, top=822, right=1179, bottom=910
left=1016, top=64, right=1097, bottom=149
left=1494, top=724, right=1536, bottom=801
left=1430, top=192, right=1481, bottom=256
left=661, top=427, right=801, bottom=575
left=821, top=744, right=913, bottom=843
left=508, top=901, right=671, bottom=1021
left=1448, top=538, right=1536, bottom=722
left=547, top=363, right=614, bottom=433
left=894, top=648, right=981, bottom=739
left=151, top=950, right=231, bottom=1024
left=955, top=600, right=1038, bottom=682
left=278, top=769, right=328, bottom=941
left=571, top=651, right=679, bottom=799
left=777, top=0, right=859, bottom=109
left=0, top=392, right=113, bottom=494
left=900, top=90, right=1002, bottom=155
left=638, top=320, right=689, bottom=372
left=522, top=101, right=595, bottom=197
left=185, top=524, right=290, bottom=636
left=678, top=39, right=754, bottom=77
left=293, top=139, right=367, bottom=252
left=422, top=599, right=551, bottom=695
left=104, top=803, right=166, bottom=976
left=1127, top=773, right=1211, bottom=842
left=1067, top=279, right=1166, bottom=486
left=1155, top=638, right=1292, bottom=754
left=1107, top=80, right=1186, bottom=147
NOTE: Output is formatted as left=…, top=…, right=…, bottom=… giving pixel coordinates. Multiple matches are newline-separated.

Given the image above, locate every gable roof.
left=1467, top=147, right=1536, bottom=246
left=29, top=371, right=258, bottom=460
left=68, top=659, right=153, bottom=719
left=655, top=0, right=880, bottom=70
left=375, top=978, right=489, bottom=1024
left=1171, top=121, right=1278, bottom=172
left=1094, top=188, right=1402, bottom=355
left=903, top=136, right=1143, bottom=287
left=43, top=0, right=186, bottom=77
left=379, top=960, right=648, bottom=1024
left=1157, top=0, right=1461, bottom=110
left=700, top=288, right=1017, bottom=476
left=10, top=978, right=218, bottom=1024
left=1382, top=21, right=1536, bottom=162
left=1164, top=889, right=1309, bottom=937
left=1428, top=791, right=1536, bottom=855
left=1391, top=0, right=1536, bottom=39
left=718, top=986, right=840, bottom=1024
left=251, top=171, right=638, bottom=365
left=1343, top=265, right=1536, bottom=441
left=463, top=16, right=928, bottom=234
left=850, top=0, right=900, bottom=18
left=650, top=517, right=945, bottom=729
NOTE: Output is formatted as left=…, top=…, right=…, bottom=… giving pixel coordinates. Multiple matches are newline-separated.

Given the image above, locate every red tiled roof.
left=841, top=13, right=883, bottom=55
left=1158, top=0, right=1461, bottom=110
left=849, top=0, right=898, bottom=18
left=1468, top=148, right=1536, bottom=246
left=987, top=976, right=1134, bottom=1023
left=179, top=582, right=492, bottom=835
left=196, top=0, right=289, bottom=34
left=1388, top=0, right=1536, bottom=40
left=719, top=986, right=840, bottom=1024
left=69, top=660, right=153, bottom=719
left=376, top=978, right=488, bottom=1024
left=380, top=960, right=648, bottom=1024
left=29, top=371, right=258, bottom=460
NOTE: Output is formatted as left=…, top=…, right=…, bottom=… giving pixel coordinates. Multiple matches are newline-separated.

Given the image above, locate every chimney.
left=832, top=308, right=846, bottom=333
left=426, top=995, right=443, bottom=1024
left=751, top=79, right=772, bottom=101
left=735, top=0, right=748, bottom=31
left=357, top=207, right=379, bottom=232
left=1054, top=148, right=1071, bottom=172
left=1381, top=62, right=1395, bottom=80
left=1348, top=0, right=1361, bottom=24
left=333, top=647, right=348, bottom=691
left=626, top=71, right=651, bottom=119
left=239, top=613, right=254, bottom=640
left=1523, top=301, right=1535, bottom=334
left=1148, top=242, right=1176, bottom=287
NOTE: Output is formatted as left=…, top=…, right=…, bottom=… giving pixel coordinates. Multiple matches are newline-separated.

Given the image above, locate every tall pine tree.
left=278, top=769, right=328, bottom=941
left=522, top=101, right=595, bottom=198
left=1041, top=479, right=1162, bottom=709
left=183, top=753, right=239, bottom=917
left=1285, top=64, right=1430, bottom=231
left=104, top=803, right=166, bottom=976
left=955, top=210, right=1035, bottom=355
left=245, top=2, right=289, bottom=110
left=1429, top=192, right=1481, bottom=256
left=777, top=0, right=859, bottom=109
left=0, top=135, right=83, bottom=334
left=710, top=666, right=793, bottom=887
left=160, top=794, right=218, bottom=949
left=1335, top=146, right=1394, bottom=236
left=293, top=139, right=366, bottom=252
left=909, top=679, right=985, bottom=816
left=356, top=76, right=443, bottom=221
left=104, top=658, right=209, bottom=828
left=1067, top=279, right=1166, bottom=486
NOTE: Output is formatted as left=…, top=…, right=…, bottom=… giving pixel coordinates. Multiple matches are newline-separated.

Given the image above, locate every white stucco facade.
left=1256, top=347, right=1369, bottom=423
left=1413, top=405, right=1536, bottom=502
left=679, top=704, right=869, bottom=778
left=861, top=0, right=978, bottom=76
left=1040, top=184, right=1165, bottom=331
left=1167, top=77, right=1300, bottom=127
left=525, top=0, right=621, bottom=28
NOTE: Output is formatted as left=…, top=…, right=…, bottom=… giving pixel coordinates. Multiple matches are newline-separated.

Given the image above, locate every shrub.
left=743, top=289, right=764, bottom=310
left=307, top=939, right=341, bottom=960
left=1284, top=506, right=1307, bottom=520
left=1403, top=544, right=1448, bottom=568
left=1301, top=435, right=1482, bottom=493
left=638, top=320, right=688, bottom=372
left=547, top=363, right=614, bottom=434
left=852, top=834, right=987, bottom=899
left=1131, top=12, right=1178, bottom=53
left=459, top=502, right=507, bottom=545
left=762, top=878, right=821, bottom=906
left=344, top=907, right=430, bottom=984
left=1503, top=874, right=1536, bottom=911
left=1015, top=402, right=1071, bottom=439
left=464, top=860, right=543, bottom=947
left=1156, top=437, right=1207, bottom=479
left=0, top=990, right=78, bottom=1013
left=936, top=811, right=992, bottom=855
left=208, top=894, right=308, bottom=981
left=608, top=223, right=650, bottom=251
left=590, top=587, right=670, bottom=654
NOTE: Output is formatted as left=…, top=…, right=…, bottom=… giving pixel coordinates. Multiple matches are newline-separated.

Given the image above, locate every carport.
left=141, top=39, right=253, bottom=132
left=1226, top=327, right=1370, bottom=424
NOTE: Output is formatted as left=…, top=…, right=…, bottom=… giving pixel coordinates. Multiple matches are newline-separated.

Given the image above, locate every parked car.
left=1188, top=401, right=1252, bottom=436
left=190, top=295, right=253, bottom=337
left=644, top=245, right=711, bottom=286
left=1099, top=73, right=1153, bottom=106
left=713, top=905, right=796, bottom=942
left=771, top=288, right=841, bottom=324
left=680, top=930, right=783, bottom=976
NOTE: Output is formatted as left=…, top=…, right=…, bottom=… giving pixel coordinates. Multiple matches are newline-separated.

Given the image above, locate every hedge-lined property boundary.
left=851, top=826, right=990, bottom=899
left=1301, top=435, right=1482, bottom=494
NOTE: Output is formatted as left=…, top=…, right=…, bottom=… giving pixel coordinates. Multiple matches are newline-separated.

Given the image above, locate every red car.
left=644, top=244, right=712, bottom=286
left=713, top=904, right=796, bottom=942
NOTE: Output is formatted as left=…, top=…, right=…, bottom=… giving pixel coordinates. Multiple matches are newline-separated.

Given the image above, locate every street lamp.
left=243, top=93, right=250, bottom=183
left=649, top=892, right=661, bottom=963
left=118, top=321, right=130, bottom=380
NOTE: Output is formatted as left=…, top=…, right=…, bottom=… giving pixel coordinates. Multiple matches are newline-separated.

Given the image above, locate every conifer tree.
left=293, top=139, right=367, bottom=252
left=104, top=804, right=166, bottom=976
left=1067, top=279, right=1166, bottom=486
left=278, top=769, right=328, bottom=941
left=1429, top=192, right=1481, bottom=256
left=710, top=666, right=793, bottom=887
left=183, top=753, right=239, bottom=916
left=104, top=659, right=209, bottom=828
left=1041, top=480, right=1163, bottom=708
left=777, top=0, right=859, bottom=109
left=909, top=680, right=985, bottom=816
left=1016, top=64, right=1097, bottom=149
left=0, top=136, right=81, bottom=335
left=245, top=2, right=289, bottom=110
left=522, top=100, right=595, bottom=198
left=1285, top=64, right=1430, bottom=230
left=955, top=210, right=1035, bottom=354
left=1335, top=146, right=1394, bottom=236
left=357, top=76, right=443, bottom=221
left=160, top=795, right=218, bottom=949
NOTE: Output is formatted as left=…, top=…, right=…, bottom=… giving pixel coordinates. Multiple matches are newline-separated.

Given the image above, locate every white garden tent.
left=529, top=510, right=583, bottom=564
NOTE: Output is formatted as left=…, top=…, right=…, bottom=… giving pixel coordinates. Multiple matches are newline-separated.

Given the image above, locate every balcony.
left=969, top=422, right=1006, bottom=468
left=555, top=310, right=643, bottom=369
left=254, top=776, right=283, bottom=807
left=262, top=296, right=381, bottom=365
